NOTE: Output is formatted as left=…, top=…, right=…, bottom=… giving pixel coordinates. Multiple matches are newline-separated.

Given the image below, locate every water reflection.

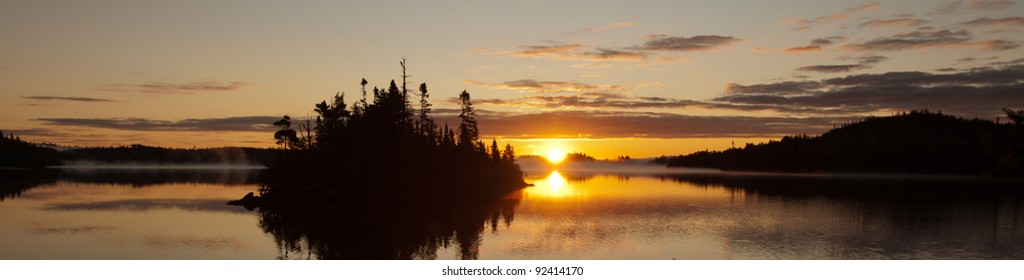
left=0, top=168, right=275, bottom=259
left=529, top=171, right=573, bottom=198
left=256, top=192, right=521, bottom=260
left=3, top=168, right=1023, bottom=259
left=481, top=170, right=1024, bottom=259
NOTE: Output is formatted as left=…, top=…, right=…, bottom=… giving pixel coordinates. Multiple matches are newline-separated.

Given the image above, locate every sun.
left=545, top=148, right=568, bottom=164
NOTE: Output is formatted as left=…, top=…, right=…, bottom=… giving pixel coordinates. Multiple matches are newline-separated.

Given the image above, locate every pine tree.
left=457, top=90, right=478, bottom=148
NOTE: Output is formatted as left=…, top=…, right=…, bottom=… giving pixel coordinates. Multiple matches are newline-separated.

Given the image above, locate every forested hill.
left=0, top=131, right=62, bottom=168
left=661, top=110, right=1024, bottom=177
left=63, top=145, right=279, bottom=165
left=0, top=132, right=279, bottom=168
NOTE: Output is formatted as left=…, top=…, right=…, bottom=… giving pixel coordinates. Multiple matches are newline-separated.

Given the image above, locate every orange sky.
left=2, top=1, right=1023, bottom=158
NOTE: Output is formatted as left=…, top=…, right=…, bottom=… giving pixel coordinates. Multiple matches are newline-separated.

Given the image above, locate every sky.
left=1, top=0, right=1023, bottom=158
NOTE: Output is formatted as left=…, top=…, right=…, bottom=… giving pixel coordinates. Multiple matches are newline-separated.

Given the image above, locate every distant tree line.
left=0, top=132, right=279, bottom=168
left=0, top=131, right=62, bottom=168
left=261, top=61, right=525, bottom=203
left=64, top=144, right=279, bottom=165
left=659, top=109, right=1024, bottom=178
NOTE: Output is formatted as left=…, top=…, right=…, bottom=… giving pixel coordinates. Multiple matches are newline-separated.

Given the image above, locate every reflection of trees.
left=658, top=174, right=1024, bottom=202
left=56, top=168, right=261, bottom=187
left=257, top=189, right=521, bottom=260
left=661, top=174, right=1024, bottom=259
left=0, top=170, right=59, bottom=201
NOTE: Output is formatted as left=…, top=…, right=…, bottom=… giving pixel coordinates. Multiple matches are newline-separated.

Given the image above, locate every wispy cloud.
left=638, top=35, right=741, bottom=51
left=489, top=33, right=738, bottom=63
left=784, top=46, right=822, bottom=53
left=860, top=18, right=928, bottom=28
left=843, top=29, right=1018, bottom=51
left=466, top=79, right=633, bottom=93
left=454, top=92, right=703, bottom=110
left=508, top=43, right=645, bottom=61
left=20, top=96, right=117, bottom=102
left=785, top=36, right=846, bottom=53
left=580, top=48, right=648, bottom=60
left=784, top=3, right=881, bottom=30
left=963, top=16, right=1024, bottom=26
left=514, top=43, right=585, bottom=58
left=96, top=81, right=248, bottom=94
left=966, top=0, right=1016, bottom=10
left=989, top=57, right=1024, bottom=65
left=35, top=116, right=279, bottom=132
left=795, top=55, right=889, bottom=73
left=609, top=21, right=638, bottom=28
left=936, top=0, right=1016, bottom=13
left=458, top=110, right=839, bottom=138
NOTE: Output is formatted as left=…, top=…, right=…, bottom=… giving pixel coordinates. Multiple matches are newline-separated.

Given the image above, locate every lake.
left=1, top=167, right=1022, bottom=259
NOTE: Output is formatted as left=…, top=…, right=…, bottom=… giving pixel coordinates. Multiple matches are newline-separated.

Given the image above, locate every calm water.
left=1, top=167, right=1022, bottom=259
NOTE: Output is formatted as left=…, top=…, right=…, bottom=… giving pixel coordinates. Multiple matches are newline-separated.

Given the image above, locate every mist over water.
left=56, top=162, right=267, bottom=170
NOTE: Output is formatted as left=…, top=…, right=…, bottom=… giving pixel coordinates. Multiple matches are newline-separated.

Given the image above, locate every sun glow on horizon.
left=544, top=148, right=568, bottom=164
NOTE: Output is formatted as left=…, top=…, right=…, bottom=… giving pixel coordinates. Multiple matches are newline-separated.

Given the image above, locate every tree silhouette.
left=260, top=61, right=525, bottom=205
left=457, top=90, right=478, bottom=148
left=273, top=115, right=299, bottom=149
left=0, top=132, right=61, bottom=168
left=1004, top=107, right=1024, bottom=125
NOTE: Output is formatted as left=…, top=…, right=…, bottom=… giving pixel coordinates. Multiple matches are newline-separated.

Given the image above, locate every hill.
left=0, top=131, right=62, bottom=168
left=661, top=110, right=1024, bottom=177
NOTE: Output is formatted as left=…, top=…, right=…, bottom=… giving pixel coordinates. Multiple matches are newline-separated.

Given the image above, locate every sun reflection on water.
left=526, top=170, right=575, bottom=198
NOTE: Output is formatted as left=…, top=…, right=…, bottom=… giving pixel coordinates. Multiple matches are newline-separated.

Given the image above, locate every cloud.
left=966, top=0, right=1016, bottom=10
left=457, top=92, right=703, bottom=110
left=785, top=3, right=881, bottom=30
left=609, top=21, right=638, bottom=28
left=847, top=3, right=883, bottom=13
left=35, top=116, right=279, bottom=132
left=493, top=33, right=737, bottom=63
left=796, top=64, right=872, bottom=73
left=96, top=81, right=247, bottom=94
left=963, top=17, right=1024, bottom=26
left=784, top=46, right=822, bottom=53
left=580, top=48, right=648, bottom=60
left=515, top=43, right=585, bottom=58
left=20, top=96, right=117, bottom=102
left=795, top=55, right=889, bottom=73
left=844, top=29, right=1019, bottom=51
left=433, top=110, right=839, bottom=138
left=785, top=36, right=845, bottom=53
left=860, top=18, right=928, bottom=28
left=715, top=64, right=1024, bottom=116
left=466, top=79, right=636, bottom=93
left=938, top=0, right=1017, bottom=14
left=639, top=35, right=741, bottom=51
left=510, top=43, right=645, bottom=61
left=989, top=57, right=1024, bottom=65
left=725, top=81, right=822, bottom=96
